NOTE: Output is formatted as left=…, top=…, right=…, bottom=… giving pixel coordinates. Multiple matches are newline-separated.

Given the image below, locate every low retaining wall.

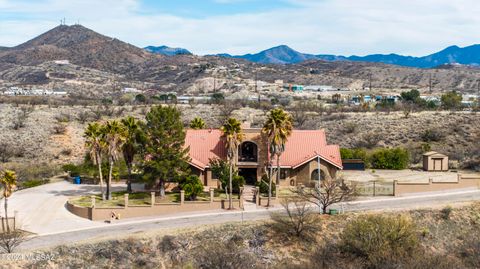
left=67, top=189, right=243, bottom=221
left=394, top=174, right=480, bottom=196
left=66, top=201, right=92, bottom=219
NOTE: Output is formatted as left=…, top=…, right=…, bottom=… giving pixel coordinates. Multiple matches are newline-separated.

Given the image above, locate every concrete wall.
left=394, top=174, right=480, bottom=196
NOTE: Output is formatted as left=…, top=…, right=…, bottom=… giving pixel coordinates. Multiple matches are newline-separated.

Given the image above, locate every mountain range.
left=202, top=44, right=480, bottom=68
left=1, top=24, right=480, bottom=94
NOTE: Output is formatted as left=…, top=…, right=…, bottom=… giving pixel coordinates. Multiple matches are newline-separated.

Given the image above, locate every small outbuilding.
left=423, top=151, right=448, bottom=171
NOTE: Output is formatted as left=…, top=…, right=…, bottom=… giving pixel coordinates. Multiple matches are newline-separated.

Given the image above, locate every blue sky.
left=1, top=0, right=480, bottom=56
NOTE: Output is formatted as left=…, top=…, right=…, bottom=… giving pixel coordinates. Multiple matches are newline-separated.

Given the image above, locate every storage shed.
left=423, top=151, right=448, bottom=171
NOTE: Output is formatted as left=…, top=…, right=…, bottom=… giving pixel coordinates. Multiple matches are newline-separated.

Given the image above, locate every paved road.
left=19, top=189, right=480, bottom=251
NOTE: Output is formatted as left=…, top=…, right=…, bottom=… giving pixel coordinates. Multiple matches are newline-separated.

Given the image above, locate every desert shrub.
left=0, top=142, right=17, bottom=163
left=440, top=205, right=452, bottom=220
left=369, top=148, right=409, bottom=169
left=441, top=90, right=462, bottom=109
left=55, top=112, right=71, bottom=123
left=76, top=110, right=92, bottom=123
left=343, top=122, right=358, bottom=133
left=178, top=175, right=203, bottom=201
left=340, top=214, right=419, bottom=267
left=52, top=123, right=67, bottom=135
left=11, top=114, right=27, bottom=130
left=20, top=179, right=49, bottom=189
left=459, top=231, right=480, bottom=268
left=421, top=128, right=445, bottom=142
left=256, top=174, right=276, bottom=194
left=355, top=131, right=382, bottom=149
left=10, top=163, right=62, bottom=184
left=192, top=236, right=258, bottom=269
left=271, top=197, right=319, bottom=237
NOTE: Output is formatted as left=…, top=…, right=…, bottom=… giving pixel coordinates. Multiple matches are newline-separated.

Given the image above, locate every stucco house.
left=185, top=128, right=343, bottom=188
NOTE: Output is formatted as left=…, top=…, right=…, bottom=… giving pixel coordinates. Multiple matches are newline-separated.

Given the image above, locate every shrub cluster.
left=341, top=147, right=409, bottom=169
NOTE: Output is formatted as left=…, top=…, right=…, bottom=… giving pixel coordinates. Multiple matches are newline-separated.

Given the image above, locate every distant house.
left=185, top=129, right=342, bottom=188
left=423, top=151, right=448, bottom=171
left=283, top=84, right=304, bottom=92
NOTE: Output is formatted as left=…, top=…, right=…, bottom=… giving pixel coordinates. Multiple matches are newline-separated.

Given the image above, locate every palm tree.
left=103, top=120, right=126, bottom=200
left=0, top=170, right=17, bottom=232
left=262, top=108, right=293, bottom=207
left=189, top=117, right=206, bottom=129
left=84, top=122, right=106, bottom=200
left=121, top=116, right=143, bottom=193
left=221, top=118, right=244, bottom=210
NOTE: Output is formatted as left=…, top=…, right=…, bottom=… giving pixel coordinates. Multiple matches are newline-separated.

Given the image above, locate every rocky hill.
left=0, top=25, right=154, bottom=74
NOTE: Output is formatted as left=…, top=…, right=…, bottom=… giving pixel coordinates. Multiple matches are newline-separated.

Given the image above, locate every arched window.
left=238, top=141, right=258, bottom=162
left=311, top=169, right=326, bottom=181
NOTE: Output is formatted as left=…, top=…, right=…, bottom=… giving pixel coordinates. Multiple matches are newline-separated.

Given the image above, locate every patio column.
left=180, top=190, right=185, bottom=205
left=210, top=188, right=214, bottom=203
left=151, top=192, right=155, bottom=207
left=255, top=186, right=260, bottom=205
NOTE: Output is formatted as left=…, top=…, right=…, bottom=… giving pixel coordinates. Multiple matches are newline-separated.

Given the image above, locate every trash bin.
left=74, top=176, right=81, bottom=184
left=329, top=209, right=338, bottom=215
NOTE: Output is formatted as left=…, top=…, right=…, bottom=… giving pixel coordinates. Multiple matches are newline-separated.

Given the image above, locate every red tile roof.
left=185, top=129, right=342, bottom=170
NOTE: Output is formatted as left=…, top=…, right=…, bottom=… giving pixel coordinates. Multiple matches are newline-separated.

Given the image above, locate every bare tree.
left=0, top=230, right=29, bottom=253
left=293, top=177, right=356, bottom=214
left=0, top=143, right=15, bottom=163
left=271, top=196, right=319, bottom=237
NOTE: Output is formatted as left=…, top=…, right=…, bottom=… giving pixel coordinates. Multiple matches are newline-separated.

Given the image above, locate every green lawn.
left=69, top=189, right=232, bottom=207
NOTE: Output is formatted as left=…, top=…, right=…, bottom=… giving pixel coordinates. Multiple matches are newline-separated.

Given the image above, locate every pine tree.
left=142, top=106, right=190, bottom=197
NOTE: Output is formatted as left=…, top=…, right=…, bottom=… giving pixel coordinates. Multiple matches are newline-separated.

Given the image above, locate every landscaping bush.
left=256, top=174, right=276, bottom=195
left=340, top=214, right=419, bottom=266
left=178, top=175, right=203, bottom=201
left=340, top=148, right=368, bottom=161
left=20, top=179, right=49, bottom=189
left=369, top=148, right=409, bottom=169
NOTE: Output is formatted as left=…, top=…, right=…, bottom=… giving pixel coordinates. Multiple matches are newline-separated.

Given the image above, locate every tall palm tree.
left=262, top=108, right=293, bottom=207
left=84, top=122, right=106, bottom=200
left=0, top=170, right=17, bottom=232
left=103, top=120, right=126, bottom=200
left=121, top=116, right=144, bottom=193
left=221, top=118, right=244, bottom=210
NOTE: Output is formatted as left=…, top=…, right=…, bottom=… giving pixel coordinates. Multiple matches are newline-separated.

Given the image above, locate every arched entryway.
left=238, top=141, right=258, bottom=162
left=311, top=169, right=326, bottom=182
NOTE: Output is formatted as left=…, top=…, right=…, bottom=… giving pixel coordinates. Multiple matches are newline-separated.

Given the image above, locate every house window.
left=280, top=169, right=288, bottom=180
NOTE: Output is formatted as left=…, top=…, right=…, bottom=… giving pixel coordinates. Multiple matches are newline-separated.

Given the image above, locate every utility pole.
left=255, top=71, right=260, bottom=104
left=368, top=74, right=372, bottom=91
left=429, top=74, right=433, bottom=94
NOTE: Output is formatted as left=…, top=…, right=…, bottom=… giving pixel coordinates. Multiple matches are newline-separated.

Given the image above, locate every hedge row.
left=341, top=147, right=409, bottom=170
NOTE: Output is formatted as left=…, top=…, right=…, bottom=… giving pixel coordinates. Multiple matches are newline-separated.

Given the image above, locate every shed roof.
left=423, top=151, right=448, bottom=158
